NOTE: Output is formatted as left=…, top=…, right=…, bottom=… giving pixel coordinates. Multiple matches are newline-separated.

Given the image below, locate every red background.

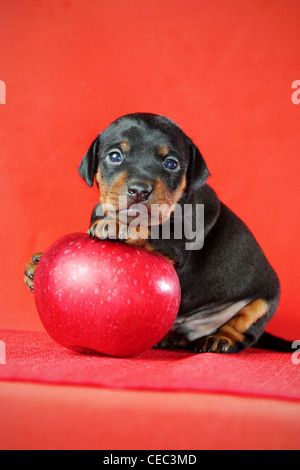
left=0, top=0, right=299, bottom=339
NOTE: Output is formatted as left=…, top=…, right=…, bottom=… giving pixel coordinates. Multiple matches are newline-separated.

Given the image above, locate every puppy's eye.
left=164, top=158, right=178, bottom=170
left=107, top=151, right=123, bottom=164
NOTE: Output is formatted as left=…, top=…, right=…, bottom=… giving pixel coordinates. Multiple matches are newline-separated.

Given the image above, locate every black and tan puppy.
left=25, top=113, right=292, bottom=353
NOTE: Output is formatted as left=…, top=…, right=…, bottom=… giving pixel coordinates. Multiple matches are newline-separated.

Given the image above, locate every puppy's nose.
left=126, top=182, right=153, bottom=203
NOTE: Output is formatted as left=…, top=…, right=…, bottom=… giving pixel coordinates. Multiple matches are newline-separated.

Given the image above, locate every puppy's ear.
left=78, top=136, right=100, bottom=187
left=186, top=140, right=210, bottom=191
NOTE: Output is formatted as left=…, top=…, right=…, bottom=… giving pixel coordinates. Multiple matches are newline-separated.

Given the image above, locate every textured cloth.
left=0, top=329, right=299, bottom=400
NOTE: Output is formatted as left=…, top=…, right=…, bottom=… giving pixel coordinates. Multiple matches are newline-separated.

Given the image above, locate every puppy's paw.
left=195, top=335, right=233, bottom=353
left=24, top=252, right=43, bottom=293
left=88, top=218, right=128, bottom=240
left=155, top=331, right=189, bottom=350
left=88, top=219, right=149, bottom=246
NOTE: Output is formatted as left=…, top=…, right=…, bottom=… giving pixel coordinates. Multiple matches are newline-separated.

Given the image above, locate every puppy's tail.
left=252, top=332, right=294, bottom=352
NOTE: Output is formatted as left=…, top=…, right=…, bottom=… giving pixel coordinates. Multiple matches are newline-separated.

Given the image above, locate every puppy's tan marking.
left=197, top=298, right=268, bottom=352
left=171, top=174, right=187, bottom=205
left=159, top=145, right=170, bottom=157
left=96, top=167, right=109, bottom=203
left=96, top=167, right=127, bottom=210
left=220, top=298, right=268, bottom=343
left=152, top=175, right=186, bottom=206
left=120, top=141, right=131, bottom=152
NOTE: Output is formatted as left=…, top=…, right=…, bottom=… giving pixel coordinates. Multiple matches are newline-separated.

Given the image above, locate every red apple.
left=34, top=233, right=181, bottom=357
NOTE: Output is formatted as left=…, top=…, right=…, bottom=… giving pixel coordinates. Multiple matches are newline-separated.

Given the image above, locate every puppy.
left=25, top=113, right=292, bottom=353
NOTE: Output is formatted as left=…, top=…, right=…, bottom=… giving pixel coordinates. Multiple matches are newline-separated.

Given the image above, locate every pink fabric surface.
left=0, top=329, right=299, bottom=401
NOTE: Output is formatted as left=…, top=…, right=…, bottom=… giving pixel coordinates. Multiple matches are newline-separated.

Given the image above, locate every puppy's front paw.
left=88, top=218, right=128, bottom=240
left=88, top=219, right=149, bottom=246
left=24, top=252, right=43, bottom=293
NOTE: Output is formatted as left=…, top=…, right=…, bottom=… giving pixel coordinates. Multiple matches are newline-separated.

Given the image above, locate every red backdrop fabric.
left=1, top=1, right=300, bottom=451
left=1, top=329, right=300, bottom=401
left=0, top=0, right=300, bottom=338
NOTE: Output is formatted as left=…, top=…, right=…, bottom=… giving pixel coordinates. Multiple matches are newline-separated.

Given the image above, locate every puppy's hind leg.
left=195, top=297, right=277, bottom=353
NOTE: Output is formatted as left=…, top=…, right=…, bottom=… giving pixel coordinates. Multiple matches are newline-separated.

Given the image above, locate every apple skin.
left=34, top=233, right=181, bottom=357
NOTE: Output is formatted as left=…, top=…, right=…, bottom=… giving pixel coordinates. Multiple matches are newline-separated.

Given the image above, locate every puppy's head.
left=78, top=113, right=209, bottom=225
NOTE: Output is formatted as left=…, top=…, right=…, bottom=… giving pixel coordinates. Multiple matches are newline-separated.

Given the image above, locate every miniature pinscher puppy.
left=25, top=113, right=292, bottom=353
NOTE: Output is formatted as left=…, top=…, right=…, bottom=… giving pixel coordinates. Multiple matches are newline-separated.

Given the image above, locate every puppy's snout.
left=126, top=181, right=153, bottom=203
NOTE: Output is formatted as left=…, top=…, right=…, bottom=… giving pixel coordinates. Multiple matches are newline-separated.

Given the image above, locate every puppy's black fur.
left=77, top=113, right=291, bottom=353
